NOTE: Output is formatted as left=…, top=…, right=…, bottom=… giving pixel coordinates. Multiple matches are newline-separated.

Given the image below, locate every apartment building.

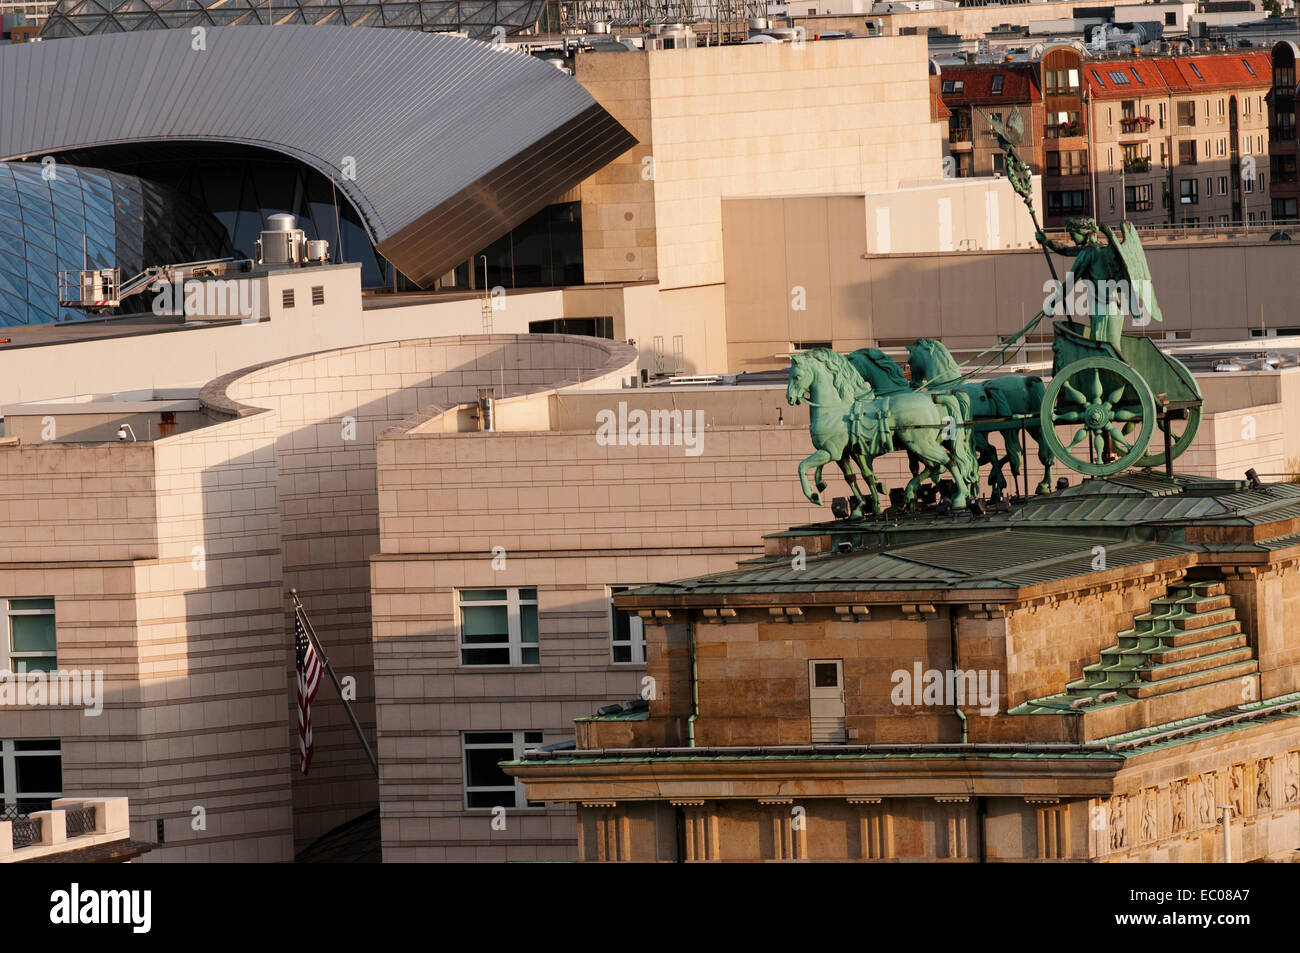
left=939, top=63, right=1045, bottom=179
left=1267, top=40, right=1299, bottom=222
left=1086, top=51, right=1272, bottom=228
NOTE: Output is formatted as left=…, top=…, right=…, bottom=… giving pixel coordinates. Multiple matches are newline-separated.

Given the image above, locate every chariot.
left=1039, top=318, right=1203, bottom=477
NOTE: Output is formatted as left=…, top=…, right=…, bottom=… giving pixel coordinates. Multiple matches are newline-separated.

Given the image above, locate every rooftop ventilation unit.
left=255, top=214, right=329, bottom=267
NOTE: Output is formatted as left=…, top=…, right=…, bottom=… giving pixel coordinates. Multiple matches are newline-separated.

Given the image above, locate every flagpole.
left=291, top=590, right=379, bottom=777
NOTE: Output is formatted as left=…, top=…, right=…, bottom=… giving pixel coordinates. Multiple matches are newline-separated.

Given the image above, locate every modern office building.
left=0, top=161, right=233, bottom=327
left=0, top=24, right=635, bottom=298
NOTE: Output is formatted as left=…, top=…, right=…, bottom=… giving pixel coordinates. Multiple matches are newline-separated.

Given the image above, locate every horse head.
left=848, top=348, right=910, bottom=394
left=907, top=338, right=960, bottom=387
left=786, top=353, right=815, bottom=406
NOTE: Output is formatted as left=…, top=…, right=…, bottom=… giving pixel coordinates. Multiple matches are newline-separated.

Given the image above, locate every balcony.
left=1119, top=116, right=1155, bottom=134
left=0, top=797, right=148, bottom=862
left=1124, top=157, right=1152, bottom=173
left=1046, top=121, right=1084, bottom=139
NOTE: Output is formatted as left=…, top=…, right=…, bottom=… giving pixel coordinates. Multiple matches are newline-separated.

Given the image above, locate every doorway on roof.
left=809, top=659, right=846, bottom=743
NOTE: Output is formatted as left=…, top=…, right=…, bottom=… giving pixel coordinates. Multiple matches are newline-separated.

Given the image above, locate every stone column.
left=848, top=797, right=894, bottom=860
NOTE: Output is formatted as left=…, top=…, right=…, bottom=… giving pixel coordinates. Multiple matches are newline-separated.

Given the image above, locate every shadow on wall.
left=186, top=334, right=637, bottom=851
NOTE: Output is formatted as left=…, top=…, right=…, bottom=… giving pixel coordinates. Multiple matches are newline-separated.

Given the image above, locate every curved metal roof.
left=0, top=25, right=636, bottom=285
left=38, top=0, right=548, bottom=43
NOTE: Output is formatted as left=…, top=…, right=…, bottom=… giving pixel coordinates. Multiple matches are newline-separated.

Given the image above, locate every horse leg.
left=814, top=463, right=828, bottom=495
left=1031, top=423, right=1054, bottom=494
left=853, top=450, right=881, bottom=515
left=798, top=449, right=832, bottom=504
left=1000, top=427, right=1025, bottom=495
left=836, top=457, right=869, bottom=518
left=973, top=432, right=1002, bottom=498
left=909, top=434, right=970, bottom=508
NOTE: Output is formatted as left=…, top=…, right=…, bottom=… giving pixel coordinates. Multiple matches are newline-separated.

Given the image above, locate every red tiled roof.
left=940, top=65, right=1042, bottom=106
left=1083, top=52, right=1272, bottom=99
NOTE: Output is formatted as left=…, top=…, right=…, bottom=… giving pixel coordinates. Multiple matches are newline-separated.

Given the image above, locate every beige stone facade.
left=576, top=37, right=945, bottom=290
left=509, top=492, right=1300, bottom=862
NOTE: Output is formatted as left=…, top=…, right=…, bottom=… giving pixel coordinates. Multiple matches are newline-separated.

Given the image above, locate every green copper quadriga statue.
left=785, top=349, right=978, bottom=516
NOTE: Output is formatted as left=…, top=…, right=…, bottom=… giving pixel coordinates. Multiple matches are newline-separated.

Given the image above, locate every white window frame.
left=462, top=730, right=543, bottom=810
left=0, top=739, right=61, bottom=812
left=608, top=586, right=647, bottom=665
left=457, top=588, right=539, bottom=667
left=3, top=598, right=56, bottom=674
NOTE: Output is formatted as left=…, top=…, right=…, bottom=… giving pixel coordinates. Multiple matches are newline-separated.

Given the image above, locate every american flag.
left=295, top=607, right=322, bottom=775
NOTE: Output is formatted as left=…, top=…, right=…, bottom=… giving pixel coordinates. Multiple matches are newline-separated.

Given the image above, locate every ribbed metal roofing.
left=0, top=25, right=636, bottom=286
left=626, top=475, right=1300, bottom=598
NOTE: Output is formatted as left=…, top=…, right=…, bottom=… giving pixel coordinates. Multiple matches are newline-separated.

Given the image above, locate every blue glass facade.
left=0, top=161, right=232, bottom=327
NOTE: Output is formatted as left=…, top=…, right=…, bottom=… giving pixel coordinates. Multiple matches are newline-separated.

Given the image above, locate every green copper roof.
left=624, top=475, right=1300, bottom=598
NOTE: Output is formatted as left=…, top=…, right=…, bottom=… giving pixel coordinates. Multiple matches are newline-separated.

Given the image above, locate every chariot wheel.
left=1039, top=357, right=1157, bottom=477
left=1133, top=404, right=1201, bottom=469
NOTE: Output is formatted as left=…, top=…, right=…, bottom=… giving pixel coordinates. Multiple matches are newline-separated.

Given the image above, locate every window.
left=1108, top=71, right=1130, bottom=85
left=1165, top=11, right=1176, bottom=24
left=1245, top=175, right=1254, bottom=194
left=941, top=79, right=964, bottom=94
left=992, top=152, right=1006, bottom=174
left=608, top=586, right=646, bottom=664
left=1044, top=68, right=1080, bottom=94
left=1108, top=186, right=1116, bottom=210
left=1243, top=58, right=1255, bottom=77
left=462, top=731, right=542, bottom=809
left=1272, top=154, right=1297, bottom=184
left=0, top=739, right=61, bottom=813
left=1048, top=190, right=1089, bottom=215
left=1131, top=67, right=1143, bottom=85
left=3, top=599, right=55, bottom=674
left=1046, top=150, right=1087, bottom=175
left=1189, top=62, right=1203, bottom=80
left=311, top=285, right=324, bottom=306
left=282, top=289, right=294, bottom=309
left=1274, top=197, right=1298, bottom=221
left=1178, top=140, right=1197, bottom=166
left=1245, top=97, right=1252, bottom=116
left=1219, top=176, right=1228, bottom=196
left=457, top=588, right=539, bottom=666
left=1181, top=178, right=1199, bottom=204
left=1126, top=184, right=1153, bottom=212
left=1161, top=180, right=1171, bottom=210
left=1092, top=69, right=1106, bottom=88
left=1218, top=99, right=1226, bottom=117
left=990, top=74, right=1004, bottom=94
left=1217, top=138, right=1227, bottom=157
left=1121, top=99, right=1136, bottom=121
left=1177, top=102, right=1196, bottom=127
left=1159, top=103, right=1166, bottom=129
